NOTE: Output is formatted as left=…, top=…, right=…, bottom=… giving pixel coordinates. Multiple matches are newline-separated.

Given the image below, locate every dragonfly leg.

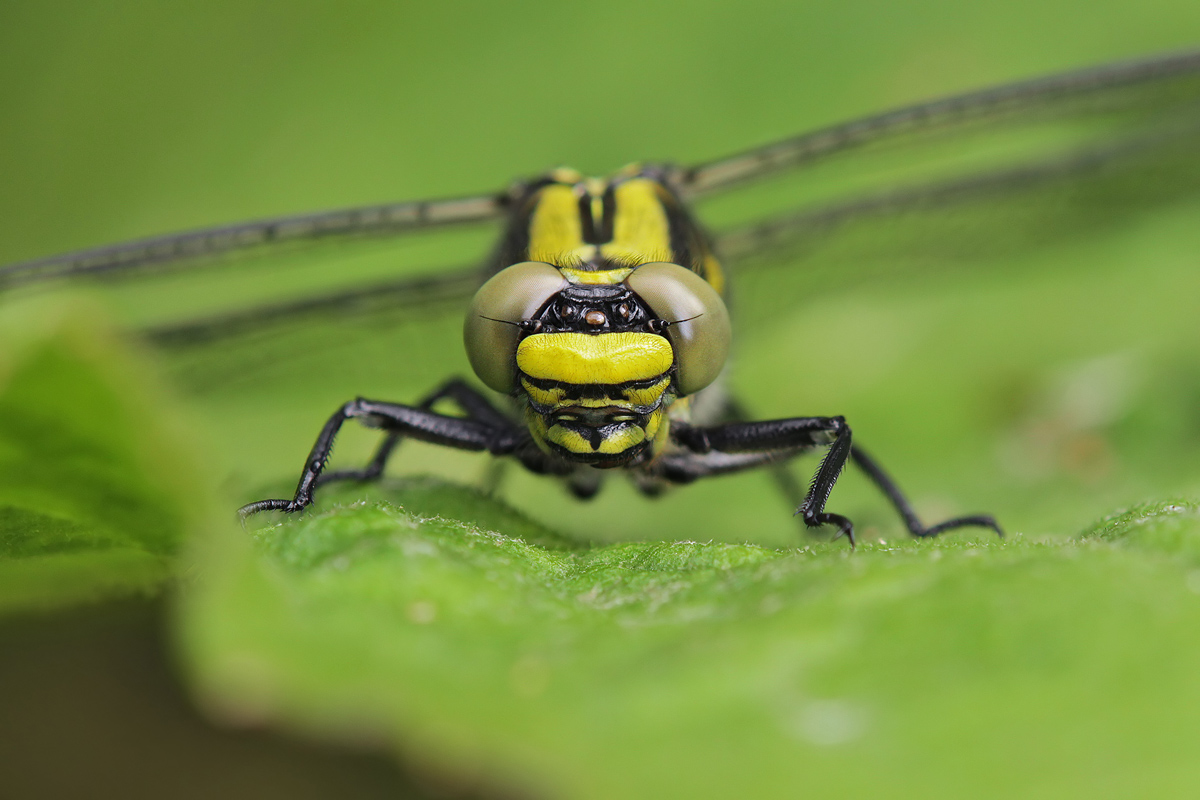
left=318, top=378, right=513, bottom=487
left=239, top=396, right=525, bottom=520
left=849, top=445, right=1002, bottom=540
left=670, top=416, right=854, bottom=543
left=713, top=396, right=810, bottom=518
left=669, top=416, right=1002, bottom=547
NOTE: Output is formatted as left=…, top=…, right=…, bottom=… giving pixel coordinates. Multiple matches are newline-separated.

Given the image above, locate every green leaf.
left=180, top=483, right=1200, bottom=798
left=0, top=298, right=208, bottom=612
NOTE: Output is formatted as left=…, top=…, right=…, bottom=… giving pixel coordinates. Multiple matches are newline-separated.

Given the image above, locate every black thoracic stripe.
left=658, top=183, right=702, bottom=272
left=489, top=176, right=559, bottom=272
left=578, top=189, right=599, bottom=244
left=598, top=183, right=617, bottom=243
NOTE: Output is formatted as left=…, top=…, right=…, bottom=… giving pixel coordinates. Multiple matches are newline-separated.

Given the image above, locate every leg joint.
left=671, top=423, right=713, bottom=454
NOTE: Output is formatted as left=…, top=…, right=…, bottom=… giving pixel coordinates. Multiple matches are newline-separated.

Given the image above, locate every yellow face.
left=516, top=332, right=675, bottom=465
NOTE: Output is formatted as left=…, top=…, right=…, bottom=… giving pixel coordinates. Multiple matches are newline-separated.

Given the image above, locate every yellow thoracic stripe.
left=702, top=252, right=725, bottom=296
left=599, top=178, right=672, bottom=264
left=516, top=332, right=673, bottom=385
left=527, top=184, right=582, bottom=263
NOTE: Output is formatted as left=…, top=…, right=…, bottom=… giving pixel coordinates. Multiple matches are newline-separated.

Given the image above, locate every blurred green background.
left=2, top=1, right=1200, bottom=798
left=6, top=0, right=1200, bottom=542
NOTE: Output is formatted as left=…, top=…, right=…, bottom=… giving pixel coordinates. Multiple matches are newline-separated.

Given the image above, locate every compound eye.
left=626, top=262, right=731, bottom=396
left=464, top=261, right=568, bottom=393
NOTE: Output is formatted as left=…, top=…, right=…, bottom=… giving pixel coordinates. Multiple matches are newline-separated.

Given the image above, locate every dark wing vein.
left=714, top=121, right=1200, bottom=261
left=681, top=48, right=1200, bottom=196
left=0, top=193, right=506, bottom=289
left=144, top=264, right=484, bottom=347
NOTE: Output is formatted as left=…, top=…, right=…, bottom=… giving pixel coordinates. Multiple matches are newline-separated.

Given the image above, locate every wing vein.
left=0, top=193, right=506, bottom=289
left=683, top=48, right=1200, bottom=196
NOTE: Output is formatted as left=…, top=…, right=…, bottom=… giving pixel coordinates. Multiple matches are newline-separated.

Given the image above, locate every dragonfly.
left=4, top=49, right=1200, bottom=546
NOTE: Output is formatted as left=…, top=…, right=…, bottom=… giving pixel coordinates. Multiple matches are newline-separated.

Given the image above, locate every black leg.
left=670, top=416, right=1002, bottom=548
left=795, top=418, right=856, bottom=544
left=718, top=397, right=809, bottom=517
left=239, top=397, right=526, bottom=520
left=850, top=445, right=1002, bottom=539
left=316, top=429, right=403, bottom=486
left=318, top=379, right=511, bottom=487
left=672, top=415, right=855, bottom=543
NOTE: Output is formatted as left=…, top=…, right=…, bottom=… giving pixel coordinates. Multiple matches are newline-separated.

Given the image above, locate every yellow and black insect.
left=5, top=50, right=1200, bottom=545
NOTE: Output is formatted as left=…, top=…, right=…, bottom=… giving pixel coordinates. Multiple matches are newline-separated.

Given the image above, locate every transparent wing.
left=713, top=118, right=1200, bottom=325
left=680, top=48, right=1200, bottom=197
left=713, top=119, right=1200, bottom=266
left=0, top=191, right=506, bottom=289
left=682, top=48, right=1200, bottom=313
left=146, top=262, right=483, bottom=346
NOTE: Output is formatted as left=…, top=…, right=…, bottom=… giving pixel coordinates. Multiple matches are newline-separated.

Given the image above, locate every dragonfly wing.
left=715, top=115, right=1200, bottom=346
left=145, top=263, right=484, bottom=346
left=690, top=49, right=1200, bottom=326
left=0, top=191, right=506, bottom=289
left=681, top=48, right=1200, bottom=197
left=715, top=119, right=1200, bottom=267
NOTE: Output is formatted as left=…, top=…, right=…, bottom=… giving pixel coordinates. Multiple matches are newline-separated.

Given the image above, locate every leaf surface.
left=182, top=484, right=1200, bottom=799
left=0, top=299, right=206, bottom=612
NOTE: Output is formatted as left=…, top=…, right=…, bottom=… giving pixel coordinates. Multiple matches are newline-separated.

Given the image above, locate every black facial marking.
left=526, top=284, right=665, bottom=336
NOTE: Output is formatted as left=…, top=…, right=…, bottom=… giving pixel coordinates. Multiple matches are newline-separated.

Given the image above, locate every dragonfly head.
left=463, top=261, right=731, bottom=464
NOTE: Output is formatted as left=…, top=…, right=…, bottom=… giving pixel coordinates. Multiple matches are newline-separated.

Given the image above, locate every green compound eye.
left=626, top=262, right=731, bottom=396
left=464, top=261, right=568, bottom=393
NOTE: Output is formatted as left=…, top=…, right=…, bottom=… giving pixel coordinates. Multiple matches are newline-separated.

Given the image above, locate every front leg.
left=672, top=416, right=1002, bottom=547
left=848, top=446, right=1002, bottom=540
left=673, top=416, right=856, bottom=542
left=317, top=378, right=513, bottom=487
left=239, top=397, right=527, bottom=520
